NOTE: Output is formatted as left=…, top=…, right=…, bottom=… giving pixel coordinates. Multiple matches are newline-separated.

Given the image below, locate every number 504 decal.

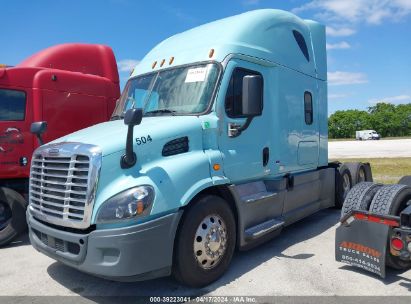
left=135, top=135, right=152, bottom=145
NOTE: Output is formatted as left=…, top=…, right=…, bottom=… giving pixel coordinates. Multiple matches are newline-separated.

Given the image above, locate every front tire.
left=0, top=187, right=27, bottom=247
left=173, top=195, right=236, bottom=287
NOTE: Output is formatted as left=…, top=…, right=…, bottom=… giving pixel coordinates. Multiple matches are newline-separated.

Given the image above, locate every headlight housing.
left=96, top=185, right=155, bottom=224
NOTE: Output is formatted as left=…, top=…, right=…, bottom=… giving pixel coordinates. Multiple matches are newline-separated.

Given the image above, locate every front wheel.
left=173, top=195, right=236, bottom=287
left=0, top=187, right=27, bottom=247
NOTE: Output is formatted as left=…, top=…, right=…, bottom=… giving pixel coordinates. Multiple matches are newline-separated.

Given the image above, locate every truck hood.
left=52, top=116, right=203, bottom=157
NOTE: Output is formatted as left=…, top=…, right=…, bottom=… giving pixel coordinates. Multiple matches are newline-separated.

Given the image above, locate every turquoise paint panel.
left=132, top=9, right=320, bottom=78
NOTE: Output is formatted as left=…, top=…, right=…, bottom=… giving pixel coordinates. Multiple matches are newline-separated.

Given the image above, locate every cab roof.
left=133, top=9, right=327, bottom=80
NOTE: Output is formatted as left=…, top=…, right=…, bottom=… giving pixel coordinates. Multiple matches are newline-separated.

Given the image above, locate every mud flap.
left=335, top=218, right=389, bottom=277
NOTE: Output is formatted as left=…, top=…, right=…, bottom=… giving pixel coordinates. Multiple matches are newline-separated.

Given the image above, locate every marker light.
left=391, top=237, right=404, bottom=251
left=213, top=164, right=221, bottom=171
left=209, top=48, right=215, bottom=58
left=160, top=59, right=165, bottom=67
left=169, top=56, right=175, bottom=65
left=152, top=61, right=157, bottom=69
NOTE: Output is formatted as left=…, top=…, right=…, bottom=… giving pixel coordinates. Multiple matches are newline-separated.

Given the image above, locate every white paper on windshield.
left=185, top=67, right=207, bottom=83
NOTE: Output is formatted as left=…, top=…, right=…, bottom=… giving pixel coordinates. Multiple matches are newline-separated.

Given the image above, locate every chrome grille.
left=29, top=143, right=102, bottom=229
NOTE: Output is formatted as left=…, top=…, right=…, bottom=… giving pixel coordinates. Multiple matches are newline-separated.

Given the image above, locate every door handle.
left=263, top=147, right=269, bottom=167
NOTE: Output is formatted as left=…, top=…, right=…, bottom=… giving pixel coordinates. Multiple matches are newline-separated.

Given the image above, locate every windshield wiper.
left=145, top=109, right=177, bottom=116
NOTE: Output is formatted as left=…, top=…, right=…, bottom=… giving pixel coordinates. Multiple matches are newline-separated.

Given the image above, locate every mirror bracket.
left=120, top=108, right=143, bottom=169
left=228, top=117, right=253, bottom=138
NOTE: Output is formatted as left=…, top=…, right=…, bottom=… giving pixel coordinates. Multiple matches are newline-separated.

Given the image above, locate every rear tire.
left=173, top=195, right=236, bottom=287
left=341, top=182, right=382, bottom=219
left=335, top=164, right=353, bottom=209
left=398, top=176, right=411, bottom=187
left=0, top=187, right=27, bottom=247
left=345, top=162, right=371, bottom=185
left=369, top=184, right=411, bottom=270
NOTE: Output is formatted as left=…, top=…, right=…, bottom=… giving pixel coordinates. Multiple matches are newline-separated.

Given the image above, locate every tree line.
left=328, top=102, right=411, bottom=139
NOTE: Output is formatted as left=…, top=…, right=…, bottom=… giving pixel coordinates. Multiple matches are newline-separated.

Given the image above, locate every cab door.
left=217, top=59, right=269, bottom=183
left=0, top=88, right=33, bottom=178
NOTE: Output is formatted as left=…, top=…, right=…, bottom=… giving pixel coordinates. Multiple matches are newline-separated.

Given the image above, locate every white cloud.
left=328, top=71, right=368, bottom=85
left=326, top=26, right=356, bottom=37
left=326, top=41, right=351, bottom=50
left=368, top=95, right=411, bottom=104
left=117, top=59, right=140, bottom=73
left=293, top=0, right=411, bottom=25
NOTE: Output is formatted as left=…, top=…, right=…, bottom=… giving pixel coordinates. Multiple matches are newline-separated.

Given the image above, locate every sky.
left=1, top=0, right=411, bottom=114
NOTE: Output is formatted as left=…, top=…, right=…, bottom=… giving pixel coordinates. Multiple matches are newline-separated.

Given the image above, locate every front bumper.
left=27, top=210, right=182, bottom=281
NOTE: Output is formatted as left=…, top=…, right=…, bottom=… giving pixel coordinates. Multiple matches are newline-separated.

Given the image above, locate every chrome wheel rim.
left=358, top=168, right=366, bottom=182
left=342, top=174, right=351, bottom=199
left=193, top=214, right=227, bottom=269
left=0, top=202, right=12, bottom=231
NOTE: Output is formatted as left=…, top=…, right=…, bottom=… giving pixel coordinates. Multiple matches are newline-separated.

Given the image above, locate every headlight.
left=96, top=185, right=154, bottom=224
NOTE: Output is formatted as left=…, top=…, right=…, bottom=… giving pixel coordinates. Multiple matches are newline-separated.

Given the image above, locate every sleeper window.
left=304, top=91, right=313, bottom=125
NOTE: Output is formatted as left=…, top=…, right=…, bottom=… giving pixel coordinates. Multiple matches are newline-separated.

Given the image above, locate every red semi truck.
left=0, top=43, right=120, bottom=246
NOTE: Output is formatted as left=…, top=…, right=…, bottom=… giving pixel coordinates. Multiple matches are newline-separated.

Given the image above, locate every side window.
left=293, top=30, right=310, bottom=62
left=304, top=91, right=313, bottom=125
left=0, top=89, right=26, bottom=121
left=225, top=68, right=263, bottom=118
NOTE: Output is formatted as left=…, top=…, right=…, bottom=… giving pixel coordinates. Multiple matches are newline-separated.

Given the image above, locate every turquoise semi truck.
left=26, top=9, right=370, bottom=287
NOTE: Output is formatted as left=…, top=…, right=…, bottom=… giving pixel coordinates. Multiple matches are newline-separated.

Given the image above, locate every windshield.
left=0, top=89, right=26, bottom=121
left=112, top=63, right=220, bottom=118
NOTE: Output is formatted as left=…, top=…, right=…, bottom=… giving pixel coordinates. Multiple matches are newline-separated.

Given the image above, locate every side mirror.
left=124, top=108, right=143, bottom=126
left=30, top=121, right=48, bottom=145
left=242, top=75, right=263, bottom=117
left=121, top=108, right=143, bottom=169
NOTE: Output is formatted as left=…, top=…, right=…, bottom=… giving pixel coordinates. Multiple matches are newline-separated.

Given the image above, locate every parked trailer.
left=336, top=176, right=411, bottom=276
left=0, top=44, right=120, bottom=246
left=27, top=10, right=371, bottom=287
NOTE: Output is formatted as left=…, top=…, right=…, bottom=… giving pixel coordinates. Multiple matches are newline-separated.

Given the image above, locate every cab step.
left=245, top=218, right=285, bottom=241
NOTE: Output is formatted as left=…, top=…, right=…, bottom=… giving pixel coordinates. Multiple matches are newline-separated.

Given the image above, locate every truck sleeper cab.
left=27, top=10, right=362, bottom=287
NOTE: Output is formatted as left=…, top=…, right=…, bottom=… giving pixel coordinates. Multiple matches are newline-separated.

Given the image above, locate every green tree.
left=328, top=110, right=371, bottom=138
left=328, top=102, right=411, bottom=138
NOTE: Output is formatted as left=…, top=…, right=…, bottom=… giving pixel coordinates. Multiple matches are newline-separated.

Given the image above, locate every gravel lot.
left=1, top=209, right=411, bottom=298
left=329, top=139, right=411, bottom=159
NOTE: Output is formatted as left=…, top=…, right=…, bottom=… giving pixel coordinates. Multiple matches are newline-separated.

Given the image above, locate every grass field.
left=333, top=158, right=411, bottom=184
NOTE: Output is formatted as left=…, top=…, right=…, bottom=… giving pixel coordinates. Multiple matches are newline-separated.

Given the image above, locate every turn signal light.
left=136, top=201, right=144, bottom=215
